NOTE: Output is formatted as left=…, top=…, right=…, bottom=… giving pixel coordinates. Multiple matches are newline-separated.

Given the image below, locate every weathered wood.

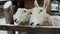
left=0, top=25, right=60, bottom=34
left=4, top=1, right=13, bottom=24
left=3, top=1, right=15, bottom=34
left=13, top=0, right=21, bottom=8
left=24, top=0, right=51, bottom=14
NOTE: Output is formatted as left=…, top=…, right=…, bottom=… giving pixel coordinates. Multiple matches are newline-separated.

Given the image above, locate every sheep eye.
left=40, top=10, right=42, bottom=12
left=24, top=11, right=26, bottom=12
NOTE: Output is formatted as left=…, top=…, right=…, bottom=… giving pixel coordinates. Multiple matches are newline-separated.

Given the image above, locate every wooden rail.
left=0, top=24, right=60, bottom=34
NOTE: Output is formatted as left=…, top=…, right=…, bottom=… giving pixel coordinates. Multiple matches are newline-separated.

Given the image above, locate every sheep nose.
left=37, top=24, right=40, bottom=26
left=30, top=22, right=34, bottom=26
left=14, top=19, right=17, bottom=22
left=30, top=12, right=32, bottom=14
left=20, top=22, right=23, bottom=23
left=20, top=22, right=24, bottom=25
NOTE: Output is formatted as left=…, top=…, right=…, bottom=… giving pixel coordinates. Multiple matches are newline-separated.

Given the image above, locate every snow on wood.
left=0, top=18, right=7, bottom=34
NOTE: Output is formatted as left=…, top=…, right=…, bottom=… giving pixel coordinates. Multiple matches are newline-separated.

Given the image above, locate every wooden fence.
left=0, top=25, right=60, bottom=34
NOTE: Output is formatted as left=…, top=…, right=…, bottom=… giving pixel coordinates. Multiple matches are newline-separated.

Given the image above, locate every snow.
left=0, top=30, right=7, bottom=34
left=51, top=16, right=60, bottom=20
left=0, top=18, right=6, bottom=25
left=0, top=18, right=18, bottom=34
left=0, top=18, right=7, bottom=34
left=4, top=1, right=12, bottom=9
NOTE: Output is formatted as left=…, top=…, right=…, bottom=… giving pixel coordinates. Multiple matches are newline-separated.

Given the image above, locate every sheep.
left=29, top=0, right=55, bottom=28
left=14, top=8, right=31, bottom=25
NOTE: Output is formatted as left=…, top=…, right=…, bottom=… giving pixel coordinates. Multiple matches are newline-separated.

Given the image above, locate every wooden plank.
left=3, top=1, right=15, bottom=34
left=24, top=0, right=51, bottom=14
left=0, top=25, right=60, bottom=32
left=1, top=25, right=60, bottom=34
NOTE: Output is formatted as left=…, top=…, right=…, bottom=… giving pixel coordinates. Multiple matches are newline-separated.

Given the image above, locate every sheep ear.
left=43, top=0, right=50, bottom=10
left=34, top=0, right=39, bottom=7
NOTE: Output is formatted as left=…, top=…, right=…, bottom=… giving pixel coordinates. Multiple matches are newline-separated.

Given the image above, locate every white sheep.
left=14, top=8, right=31, bottom=25
left=29, top=0, right=55, bottom=28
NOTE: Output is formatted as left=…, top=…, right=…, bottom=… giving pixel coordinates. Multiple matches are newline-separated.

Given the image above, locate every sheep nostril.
left=14, top=19, right=17, bottom=22
left=37, top=24, right=40, bottom=26
left=20, top=22, right=23, bottom=23
left=30, top=12, right=32, bottom=14
left=30, top=22, right=34, bottom=26
left=20, top=22, right=24, bottom=25
left=40, top=10, right=42, bottom=12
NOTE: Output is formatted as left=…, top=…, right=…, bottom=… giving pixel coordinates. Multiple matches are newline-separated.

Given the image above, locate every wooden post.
left=14, top=0, right=20, bottom=8
left=24, top=0, right=51, bottom=14
left=3, top=1, right=15, bottom=34
left=46, top=0, right=51, bottom=14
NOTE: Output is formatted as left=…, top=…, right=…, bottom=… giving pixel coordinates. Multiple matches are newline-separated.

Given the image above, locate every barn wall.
left=24, top=0, right=51, bottom=14
left=0, top=0, right=51, bottom=17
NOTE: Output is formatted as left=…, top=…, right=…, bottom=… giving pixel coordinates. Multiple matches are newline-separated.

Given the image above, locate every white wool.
left=29, top=7, right=44, bottom=26
left=14, top=8, right=31, bottom=25
left=29, top=7, right=53, bottom=27
left=29, top=0, right=55, bottom=28
left=29, top=6, right=56, bottom=28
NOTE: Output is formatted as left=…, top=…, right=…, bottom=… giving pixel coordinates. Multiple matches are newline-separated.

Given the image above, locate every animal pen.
left=0, top=0, right=60, bottom=34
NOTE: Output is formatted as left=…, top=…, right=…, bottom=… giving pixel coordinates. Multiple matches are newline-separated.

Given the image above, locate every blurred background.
left=0, top=0, right=60, bottom=34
